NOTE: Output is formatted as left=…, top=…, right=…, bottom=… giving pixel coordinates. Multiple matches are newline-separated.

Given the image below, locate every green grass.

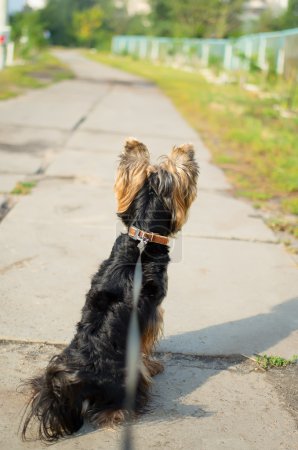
left=84, top=51, right=298, bottom=235
left=256, top=354, right=298, bottom=370
left=0, top=51, right=74, bottom=101
left=11, top=180, right=37, bottom=195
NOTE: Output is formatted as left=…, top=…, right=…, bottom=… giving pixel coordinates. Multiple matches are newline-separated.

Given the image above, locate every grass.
left=11, top=181, right=37, bottom=195
left=84, top=51, right=298, bottom=242
left=0, top=51, right=74, bottom=101
left=256, top=354, right=298, bottom=370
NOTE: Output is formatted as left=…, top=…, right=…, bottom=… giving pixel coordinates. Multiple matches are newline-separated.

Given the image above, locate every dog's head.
left=115, top=138, right=199, bottom=236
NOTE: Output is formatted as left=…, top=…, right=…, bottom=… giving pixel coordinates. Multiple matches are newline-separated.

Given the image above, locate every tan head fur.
left=160, top=144, right=198, bottom=231
left=114, top=138, right=151, bottom=213
left=115, top=139, right=198, bottom=233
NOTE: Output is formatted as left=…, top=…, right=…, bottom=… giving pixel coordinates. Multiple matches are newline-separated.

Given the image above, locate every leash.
left=122, top=234, right=148, bottom=450
left=122, top=227, right=169, bottom=450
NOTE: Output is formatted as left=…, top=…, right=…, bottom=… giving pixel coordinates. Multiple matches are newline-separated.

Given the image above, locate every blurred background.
left=0, top=0, right=297, bottom=251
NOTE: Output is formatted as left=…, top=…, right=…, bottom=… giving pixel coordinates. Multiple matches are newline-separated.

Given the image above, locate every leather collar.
left=128, top=226, right=169, bottom=246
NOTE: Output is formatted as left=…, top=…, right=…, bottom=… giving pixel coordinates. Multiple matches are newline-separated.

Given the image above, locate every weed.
left=256, top=354, right=298, bottom=370
left=282, top=198, right=298, bottom=216
left=266, top=217, right=298, bottom=239
left=11, top=181, right=37, bottom=195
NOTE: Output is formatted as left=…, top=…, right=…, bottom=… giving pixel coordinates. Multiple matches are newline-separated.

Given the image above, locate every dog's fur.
left=21, top=138, right=198, bottom=442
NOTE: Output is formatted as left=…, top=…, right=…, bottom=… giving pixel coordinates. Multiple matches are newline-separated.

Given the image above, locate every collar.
left=128, top=226, right=169, bottom=246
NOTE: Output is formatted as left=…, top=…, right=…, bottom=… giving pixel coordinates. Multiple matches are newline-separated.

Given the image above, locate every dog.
left=21, top=138, right=199, bottom=442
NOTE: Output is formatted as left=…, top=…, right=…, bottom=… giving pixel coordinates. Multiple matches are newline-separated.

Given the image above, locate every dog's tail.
left=21, top=355, right=85, bottom=442
left=21, top=351, right=150, bottom=442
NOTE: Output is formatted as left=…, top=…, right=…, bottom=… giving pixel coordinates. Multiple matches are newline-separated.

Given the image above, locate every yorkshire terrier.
left=21, top=138, right=199, bottom=442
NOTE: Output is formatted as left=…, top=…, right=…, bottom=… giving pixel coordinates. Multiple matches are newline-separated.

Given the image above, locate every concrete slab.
left=66, top=129, right=122, bottom=152
left=66, top=129, right=211, bottom=161
left=0, top=179, right=120, bottom=342
left=185, top=191, right=277, bottom=242
left=53, top=49, right=145, bottom=84
left=0, top=124, right=67, bottom=154
left=199, top=160, right=231, bottom=190
left=0, top=174, right=22, bottom=193
left=0, top=80, right=109, bottom=130
left=0, top=343, right=297, bottom=450
left=48, top=152, right=274, bottom=243
left=46, top=149, right=118, bottom=183
left=47, top=146, right=219, bottom=187
left=160, top=237, right=298, bottom=358
left=0, top=150, right=41, bottom=175
left=82, top=84, right=198, bottom=140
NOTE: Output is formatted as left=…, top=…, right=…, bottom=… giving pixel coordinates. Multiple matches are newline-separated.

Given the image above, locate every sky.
left=8, top=0, right=45, bottom=14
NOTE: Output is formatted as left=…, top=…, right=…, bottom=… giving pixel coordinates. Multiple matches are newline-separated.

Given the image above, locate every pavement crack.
left=0, top=196, right=17, bottom=223
left=72, top=115, right=87, bottom=132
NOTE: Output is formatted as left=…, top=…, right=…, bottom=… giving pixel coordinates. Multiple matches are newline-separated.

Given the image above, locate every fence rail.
left=112, top=28, right=298, bottom=78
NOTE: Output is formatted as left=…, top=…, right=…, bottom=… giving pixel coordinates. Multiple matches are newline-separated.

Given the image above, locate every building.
left=126, top=0, right=150, bottom=15
left=242, top=0, right=288, bottom=22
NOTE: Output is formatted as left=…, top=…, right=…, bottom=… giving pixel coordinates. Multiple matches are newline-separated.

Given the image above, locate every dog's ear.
left=161, top=144, right=199, bottom=231
left=115, top=138, right=150, bottom=213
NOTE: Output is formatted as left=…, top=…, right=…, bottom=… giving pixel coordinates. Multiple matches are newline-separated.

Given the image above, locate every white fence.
left=112, top=28, right=298, bottom=78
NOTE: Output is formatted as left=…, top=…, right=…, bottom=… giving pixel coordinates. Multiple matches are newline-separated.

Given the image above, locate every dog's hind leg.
left=90, top=409, right=126, bottom=428
left=141, top=306, right=164, bottom=377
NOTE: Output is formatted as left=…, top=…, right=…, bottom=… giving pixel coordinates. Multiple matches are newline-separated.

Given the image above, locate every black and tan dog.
left=21, top=138, right=199, bottom=442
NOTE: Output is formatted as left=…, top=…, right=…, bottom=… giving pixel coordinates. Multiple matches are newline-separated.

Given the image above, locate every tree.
left=10, top=9, right=47, bottom=57
left=73, top=6, right=103, bottom=46
left=149, top=0, right=245, bottom=38
left=40, top=0, right=118, bottom=46
left=282, top=0, right=298, bottom=28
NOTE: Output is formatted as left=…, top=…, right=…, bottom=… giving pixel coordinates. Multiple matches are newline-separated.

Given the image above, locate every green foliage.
left=149, top=0, right=245, bottom=38
left=10, top=10, right=47, bottom=58
left=282, top=0, right=298, bottom=29
left=267, top=216, right=298, bottom=238
left=37, top=0, right=128, bottom=47
left=11, top=181, right=37, bottom=195
left=282, top=198, right=298, bottom=215
left=73, top=6, right=103, bottom=46
left=8, top=0, right=298, bottom=50
left=256, top=354, right=298, bottom=370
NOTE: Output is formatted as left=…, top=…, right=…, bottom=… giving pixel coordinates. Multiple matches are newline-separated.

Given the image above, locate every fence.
left=112, top=28, right=298, bottom=78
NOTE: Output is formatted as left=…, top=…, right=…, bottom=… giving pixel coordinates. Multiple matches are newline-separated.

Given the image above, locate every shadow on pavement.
left=146, top=296, right=298, bottom=422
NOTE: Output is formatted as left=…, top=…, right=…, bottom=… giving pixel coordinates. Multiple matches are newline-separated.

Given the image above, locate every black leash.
left=122, top=238, right=148, bottom=450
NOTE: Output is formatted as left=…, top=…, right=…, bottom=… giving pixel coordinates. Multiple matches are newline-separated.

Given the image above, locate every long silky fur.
left=21, top=139, right=198, bottom=442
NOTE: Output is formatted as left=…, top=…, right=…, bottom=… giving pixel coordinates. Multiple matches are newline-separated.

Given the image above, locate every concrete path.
left=0, top=50, right=297, bottom=449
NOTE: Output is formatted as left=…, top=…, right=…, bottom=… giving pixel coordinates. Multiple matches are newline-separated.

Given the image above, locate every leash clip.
left=131, top=227, right=149, bottom=252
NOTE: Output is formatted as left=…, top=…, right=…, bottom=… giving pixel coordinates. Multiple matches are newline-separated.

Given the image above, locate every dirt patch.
left=266, top=363, right=298, bottom=426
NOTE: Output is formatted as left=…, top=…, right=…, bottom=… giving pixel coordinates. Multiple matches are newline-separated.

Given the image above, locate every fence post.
left=224, top=43, right=233, bottom=70
left=244, top=39, right=253, bottom=70
left=6, top=40, right=13, bottom=65
left=276, top=36, right=285, bottom=75
left=258, top=37, right=267, bottom=71
left=139, top=38, right=147, bottom=59
left=151, top=39, right=160, bottom=60
left=202, top=43, right=209, bottom=67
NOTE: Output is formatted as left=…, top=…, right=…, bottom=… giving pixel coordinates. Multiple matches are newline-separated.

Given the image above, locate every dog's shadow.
left=141, top=296, right=298, bottom=425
